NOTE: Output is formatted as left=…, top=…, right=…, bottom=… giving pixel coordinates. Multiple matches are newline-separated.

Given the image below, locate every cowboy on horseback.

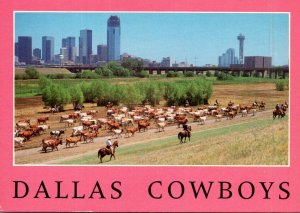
left=275, top=103, right=280, bottom=111
left=106, top=137, right=112, bottom=153
left=214, top=99, right=220, bottom=106
left=183, top=124, right=191, bottom=135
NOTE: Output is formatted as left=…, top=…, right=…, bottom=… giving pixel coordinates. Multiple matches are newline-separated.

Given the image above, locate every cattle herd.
left=14, top=100, right=288, bottom=153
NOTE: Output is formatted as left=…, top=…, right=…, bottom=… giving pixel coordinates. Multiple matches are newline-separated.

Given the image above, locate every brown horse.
left=98, top=140, right=119, bottom=163
left=273, top=109, right=285, bottom=119
left=178, top=126, right=192, bottom=144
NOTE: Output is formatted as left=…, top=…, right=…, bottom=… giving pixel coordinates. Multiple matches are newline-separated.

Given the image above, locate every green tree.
left=69, top=85, right=84, bottom=109
left=121, top=58, right=144, bottom=72
left=122, top=84, right=143, bottom=109
left=42, top=83, right=70, bottom=111
left=25, top=67, right=40, bottom=79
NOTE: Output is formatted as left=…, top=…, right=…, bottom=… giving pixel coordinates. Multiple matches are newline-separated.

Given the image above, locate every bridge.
left=49, top=65, right=289, bottom=78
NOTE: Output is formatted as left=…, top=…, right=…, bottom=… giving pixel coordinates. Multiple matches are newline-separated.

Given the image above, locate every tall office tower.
left=33, top=48, right=41, bottom=59
left=97, top=44, right=108, bottom=61
left=161, top=57, right=171, bottom=67
left=62, top=37, right=76, bottom=62
left=18, top=36, right=32, bottom=64
left=237, top=33, right=245, bottom=64
left=107, top=16, right=120, bottom=62
left=42, top=36, right=54, bottom=63
left=218, top=48, right=236, bottom=67
left=79, top=29, right=92, bottom=64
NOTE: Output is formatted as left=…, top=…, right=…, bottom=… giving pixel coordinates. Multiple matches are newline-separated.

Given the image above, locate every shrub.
left=216, top=72, right=234, bottom=80
left=184, top=71, right=195, bottom=77
left=137, top=70, right=149, bottom=78
left=95, top=67, right=113, bottom=77
left=166, top=72, right=180, bottom=77
left=206, top=71, right=212, bottom=77
left=25, top=67, right=40, bottom=79
left=41, top=83, right=70, bottom=111
left=275, top=80, right=286, bottom=91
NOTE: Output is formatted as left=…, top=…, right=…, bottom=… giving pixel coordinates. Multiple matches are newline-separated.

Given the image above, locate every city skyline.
left=15, top=12, right=289, bottom=66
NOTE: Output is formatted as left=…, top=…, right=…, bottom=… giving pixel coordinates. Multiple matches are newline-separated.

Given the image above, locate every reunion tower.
left=237, top=33, right=245, bottom=64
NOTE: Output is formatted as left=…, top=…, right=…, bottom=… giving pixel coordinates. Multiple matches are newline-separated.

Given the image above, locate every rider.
left=106, top=137, right=112, bottom=153
left=182, top=124, right=190, bottom=134
left=275, top=103, right=280, bottom=111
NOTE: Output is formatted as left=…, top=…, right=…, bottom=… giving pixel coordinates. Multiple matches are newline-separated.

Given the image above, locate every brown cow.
left=65, top=136, right=81, bottom=148
left=18, top=130, right=34, bottom=141
left=125, top=127, right=138, bottom=137
left=37, top=116, right=49, bottom=124
left=227, top=111, right=237, bottom=119
left=138, top=121, right=150, bottom=132
left=42, top=138, right=62, bottom=153
left=177, top=118, right=188, bottom=128
left=83, top=131, right=98, bottom=143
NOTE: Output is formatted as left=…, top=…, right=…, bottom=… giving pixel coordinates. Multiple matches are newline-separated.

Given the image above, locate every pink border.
left=1, top=0, right=299, bottom=211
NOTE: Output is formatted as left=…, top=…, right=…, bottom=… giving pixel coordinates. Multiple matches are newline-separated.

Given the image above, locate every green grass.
left=58, top=116, right=288, bottom=165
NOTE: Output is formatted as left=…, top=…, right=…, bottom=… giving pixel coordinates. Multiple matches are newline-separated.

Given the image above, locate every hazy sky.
left=15, top=12, right=289, bottom=66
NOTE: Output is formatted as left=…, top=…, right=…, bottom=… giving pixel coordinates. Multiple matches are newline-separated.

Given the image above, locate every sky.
left=15, top=12, right=289, bottom=66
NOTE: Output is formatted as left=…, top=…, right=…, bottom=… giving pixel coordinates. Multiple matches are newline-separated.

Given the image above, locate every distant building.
left=218, top=48, right=239, bottom=67
left=97, top=44, right=108, bottom=62
left=90, top=54, right=99, bottom=64
left=60, top=47, right=68, bottom=64
left=244, top=56, right=272, bottom=69
left=79, top=29, right=92, bottom=64
left=62, top=37, right=76, bottom=62
left=42, top=36, right=54, bottom=63
left=33, top=48, right=41, bottom=59
left=18, top=36, right=32, bottom=64
left=107, top=16, right=121, bottom=62
left=161, top=57, right=171, bottom=67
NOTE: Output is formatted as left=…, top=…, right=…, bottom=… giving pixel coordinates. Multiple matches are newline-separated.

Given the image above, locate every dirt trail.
left=15, top=109, right=277, bottom=165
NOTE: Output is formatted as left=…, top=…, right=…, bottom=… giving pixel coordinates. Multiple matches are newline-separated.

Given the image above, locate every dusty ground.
left=14, top=83, right=289, bottom=164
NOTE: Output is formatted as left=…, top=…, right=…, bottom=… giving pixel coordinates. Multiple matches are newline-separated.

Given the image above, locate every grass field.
left=58, top=115, right=288, bottom=165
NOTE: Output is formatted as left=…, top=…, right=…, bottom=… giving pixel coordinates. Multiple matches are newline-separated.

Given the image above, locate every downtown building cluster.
left=15, top=16, right=121, bottom=66
left=218, top=33, right=272, bottom=69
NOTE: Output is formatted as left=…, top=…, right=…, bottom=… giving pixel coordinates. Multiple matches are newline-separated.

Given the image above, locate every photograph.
left=1, top=0, right=299, bottom=212
left=14, top=12, right=289, bottom=166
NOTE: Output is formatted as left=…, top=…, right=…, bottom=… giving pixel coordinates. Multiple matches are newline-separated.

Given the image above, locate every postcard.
left=0, top=0, right=299, bottom=212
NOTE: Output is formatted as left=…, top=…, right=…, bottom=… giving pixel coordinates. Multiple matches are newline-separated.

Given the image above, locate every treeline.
left=38, top=76, right=213, bottom=111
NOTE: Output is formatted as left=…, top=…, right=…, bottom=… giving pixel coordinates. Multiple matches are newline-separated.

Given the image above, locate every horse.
left=273, top=109, right=285, bottom=119
left=178, top=126, right=192, bottom=144
left=98, top=140, right=119, bottom=163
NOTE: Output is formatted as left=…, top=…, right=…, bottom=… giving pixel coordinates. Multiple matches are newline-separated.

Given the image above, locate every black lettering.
left=72, top=181, right=85, bottom=199
left=260, top=182, right=274, bottom=199
left=34, top=181, right=50, bottom=198
left=13, top=181, right=29, bottom=198
left=219, top=181, right=232, bottom=199
left=111, top=181, right=122, bottom=199
left=168, top=181, right=184, bottom=199
left=279, top=182, right=290, bottom=199
left=190, top=181, right=213, bottom=199
left=89, top=181, right=106, bottom=199
left=55, top=181, right=68, bottom=198
left=238, top=181, right=255, bottom=199
left=148, top=181, right=162, bottom=199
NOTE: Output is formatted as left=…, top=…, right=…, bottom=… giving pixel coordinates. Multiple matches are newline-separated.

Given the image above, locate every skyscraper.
left=79, top=29, right=92, bottom=64
left=18, top=36, right=32, bottom=64
left=107, top=16, right=121, bottom=62
left=237, top=33, right=245, bottom=64
left=218, top=48, right=238, bottom=67
left=97, top=44, right=108, bottom=62
left=42, top=36, right=54, bottom=63
left=62, top=37, right=76, bottom=62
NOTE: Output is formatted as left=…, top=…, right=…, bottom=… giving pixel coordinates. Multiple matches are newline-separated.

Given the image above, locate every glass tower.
left=42, top=36, right=54, bottom=63
left=79, top=29, right=92, bottom=64
left=107, top=16, right=121, bottom=62
left=18, top=36, right=32, bottom=64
